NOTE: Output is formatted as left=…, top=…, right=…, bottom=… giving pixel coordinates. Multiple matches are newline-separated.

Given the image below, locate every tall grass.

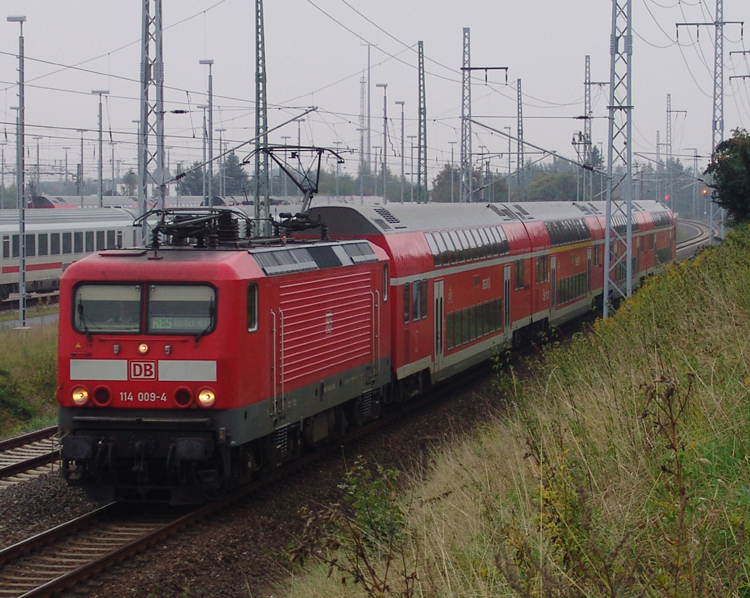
left=0, top=325, right=57, bottom=437
left=284, top=228, right=750, bottom=597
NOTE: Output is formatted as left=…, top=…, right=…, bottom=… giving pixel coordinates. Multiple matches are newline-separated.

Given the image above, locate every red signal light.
left=664, top=195, right=670, bottom=201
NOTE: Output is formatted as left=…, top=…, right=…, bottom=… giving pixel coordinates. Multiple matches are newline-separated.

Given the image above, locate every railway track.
left=676, top=219, right=711, bottom=258
left=0, top=426, right=59, bottom=488
left=0, top=366, right=485, bottom=598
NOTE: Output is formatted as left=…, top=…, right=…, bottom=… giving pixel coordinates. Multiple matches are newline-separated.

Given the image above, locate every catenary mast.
left=417, top=41, right=427, bottom=204
left=255, top=0, right=270, bottom=235
left=603, top=0, right=634, bottom=318
left=138, top=0, right=165, bottom=246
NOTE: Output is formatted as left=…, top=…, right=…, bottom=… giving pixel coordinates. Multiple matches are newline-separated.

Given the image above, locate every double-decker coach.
left=309, top=200, right=674, bottom=396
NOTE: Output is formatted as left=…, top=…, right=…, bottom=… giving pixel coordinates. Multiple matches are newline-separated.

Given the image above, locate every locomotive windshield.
left=147, top=285, right=215, bottom=335
left=73, top=283, right=216, bottom=336
left=74, top=284, right=141, bottom=334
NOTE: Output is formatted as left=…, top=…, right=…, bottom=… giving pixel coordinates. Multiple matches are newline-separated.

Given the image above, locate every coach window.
left=85, top=231, right=94, bottom=252
left=425, top=233, right=440, bottom=268
left=62, top=232, right=72, bottom=254
left=247, top=283, right=258, bottom=332
left=411, top=281, right=419, bottom=321
left=74, top=232, right=83, bottom=254
left=457, top=230, right=472, bottom=261
left=38, top=234, right=48, bottom=256
left=433, top=233, right=449, bottom=267
left=461, top=308, right=470, bottom=345
left=403, top=284, right=410, bottom=324
left=51, top=233, right=60, bottom=255
left=535, top=256, right=548, bottom=284
left=439, top=232, right=454, bottom=265
left=26, top=234, right=36, bottom=258
left=117, top=230, right=123, bottom=248
left=96, top=231, right=105, bottom=251
left=449, top=231, right=465, bottom=263
left=107, top=230, right=116, bottom=249
left=447, top=313, right=455, bottom=350
left=515, top=259, right=524, bottom=290
left=147, top=285, right=216, bottom=335
left=12, top=235, right=19, bottom=258
left=420, top=280, right=427, bottom=319
left=3, top=236, right=9, bottom=259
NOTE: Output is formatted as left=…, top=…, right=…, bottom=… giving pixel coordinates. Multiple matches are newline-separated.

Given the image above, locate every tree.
left=176, top=161, right=204, bottom=196
left=122, top=170, right=137, bottom=196
left=526, top=172, right=577, bottom=201
left=705, top=128, right=750, bottom=224
left=220, top=152, right=250, bottom=196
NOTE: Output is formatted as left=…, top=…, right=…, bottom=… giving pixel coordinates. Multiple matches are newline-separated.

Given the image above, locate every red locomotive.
left=57, top=200, right=674, bottom=503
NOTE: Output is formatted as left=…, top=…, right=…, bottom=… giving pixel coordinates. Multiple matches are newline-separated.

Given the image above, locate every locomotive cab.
left=57, top=207, right=392, bottom=504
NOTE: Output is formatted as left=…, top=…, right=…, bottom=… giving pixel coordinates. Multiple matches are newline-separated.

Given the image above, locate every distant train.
left=56, top=200, right=675, bottom=503
left=28, top=195, right=238, bottom=210
left=0, top=208, right=137, bottom=301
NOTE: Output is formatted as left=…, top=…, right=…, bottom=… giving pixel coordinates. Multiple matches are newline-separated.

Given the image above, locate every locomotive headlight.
left=197, top=388, right=216, bottom=408
left=71, top=386, right=90, bottom=406
left=138, top=343, right=149, bottom=355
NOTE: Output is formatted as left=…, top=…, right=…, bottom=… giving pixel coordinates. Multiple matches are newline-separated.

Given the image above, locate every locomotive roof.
left=308, top=200, right=669, bottom=235
left=91, top=238, right=383, bottom=278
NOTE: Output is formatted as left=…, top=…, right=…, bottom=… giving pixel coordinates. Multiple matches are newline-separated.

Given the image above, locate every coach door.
left=433, top=280, right=445, bottom=372
left=550, top=256, right=557, bottom=315
left=503, top=266, right=511, bottom=338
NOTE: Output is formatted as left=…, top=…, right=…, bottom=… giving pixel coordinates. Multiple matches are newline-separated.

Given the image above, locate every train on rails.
left=0, top=197, right=252, bottom=302
left=56, top=200, right=675, bottom=503
left=0, top=208, right=138, bottom=302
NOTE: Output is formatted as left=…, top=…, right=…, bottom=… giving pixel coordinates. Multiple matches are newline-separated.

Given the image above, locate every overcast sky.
left=1, top=0, right=748, bottom=192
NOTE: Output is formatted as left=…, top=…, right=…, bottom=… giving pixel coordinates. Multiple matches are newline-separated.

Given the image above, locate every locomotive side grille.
left=278, top=271, right=373, bottom=385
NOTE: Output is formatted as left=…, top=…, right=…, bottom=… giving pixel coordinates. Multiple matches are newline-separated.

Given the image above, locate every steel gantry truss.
left=417, top=41, right=427, bottom=204
left=138, top=0, right=166, bottom=245
left=516, top=79, right=525, bottom=202
left=603, top=0, right=634, bottom=318
left=677, top=0, right=743, bottom=243
left=254, top=0, right=270, bottom=236
left=460, top=29, right=472, bottom=204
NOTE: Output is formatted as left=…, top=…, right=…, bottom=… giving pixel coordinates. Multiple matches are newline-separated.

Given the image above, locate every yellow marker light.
left=197, top=388, right=216, bottom=408
left=138, top=343, right=149, bottom=355
left=72, top=386, right=90, bottom=406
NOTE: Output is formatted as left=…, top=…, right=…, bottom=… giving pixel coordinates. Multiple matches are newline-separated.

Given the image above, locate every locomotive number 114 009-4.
left=119, top=391, right=168, bottom=403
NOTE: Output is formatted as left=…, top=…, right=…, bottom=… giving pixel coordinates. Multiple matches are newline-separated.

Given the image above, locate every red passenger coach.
left=57, top=208, right=391, bottom=503
left=309, top=200, right=674, bottom=393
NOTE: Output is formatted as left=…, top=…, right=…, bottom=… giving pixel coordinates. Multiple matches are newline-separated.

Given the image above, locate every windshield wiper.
left=77, top=301, right=92, bottom=342
left=194, top=299, right=215, bottom=342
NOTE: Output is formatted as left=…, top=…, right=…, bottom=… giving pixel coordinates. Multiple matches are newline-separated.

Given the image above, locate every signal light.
left=702, top=188, right=708, bottom=195
left=664, top=195, right=670, bottom=201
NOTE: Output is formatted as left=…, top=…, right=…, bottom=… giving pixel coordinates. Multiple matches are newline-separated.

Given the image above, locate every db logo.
left=325, top=312, right=333, bottom=335
left=130, top=361, right=157, bottom=380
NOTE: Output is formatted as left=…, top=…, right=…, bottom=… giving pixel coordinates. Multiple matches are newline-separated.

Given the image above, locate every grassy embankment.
left=0, top=320, right=57, bottom=437
left=287, top=228, right=750, bottom=597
